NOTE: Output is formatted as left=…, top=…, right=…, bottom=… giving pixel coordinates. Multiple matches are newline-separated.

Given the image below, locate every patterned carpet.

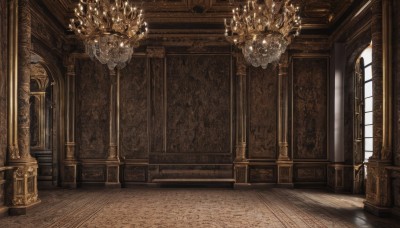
left=0, top=188, right=398, bottom=228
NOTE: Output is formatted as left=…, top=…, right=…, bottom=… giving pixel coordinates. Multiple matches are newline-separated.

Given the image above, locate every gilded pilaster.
left=106, top=69, right=120, bottom=186
left=364, top=0, right=393, bottom=216
left=278, top=53, right=289, bottom=161
left=234, top=53, right=249, bottom=186
left=108, top=69, right=118, bottom=160
left=277, top=53, right=293, bottom=186
left=62, top=58, right=77, bottom=188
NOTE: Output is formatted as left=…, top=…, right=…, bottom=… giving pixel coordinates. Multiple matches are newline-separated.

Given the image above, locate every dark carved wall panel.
left=249, top=165, right=276, bottom=183
left=120, top=57, right=148, bottom=159
left=81, top=165, right=106, bottom=182
left=0, top=0, right=7, bottom=167
left=248, top=66, right=278, bottom=159
left=293, top=164, right=326, bottom=182
left=166, top=55, right=231, bottom=154
left=293, top=57, right=328, bottom=159
left=124, top=165, right=147, bottom=182
left=76, top=60, right=110, bottom=159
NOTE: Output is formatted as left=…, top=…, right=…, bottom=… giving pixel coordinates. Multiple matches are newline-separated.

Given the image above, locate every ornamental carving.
left=8, top=145, right=20, bottom=160
left=30, top=63, right=49, bottom=91
left=10, top=165, right=39, bottom=206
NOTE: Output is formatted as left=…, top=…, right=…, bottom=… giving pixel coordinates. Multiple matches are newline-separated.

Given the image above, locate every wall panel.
left=293, top=163, right=327, bottom=183
left=248, top=66, right=278, bottom=159
left=166, top=55, right=231, bottom=154
left=249, top=165, right=276, bottom=183
left=292, top=57, right=328, bottom=160
left=76, top=60, right=110, bottom=159
left=120, top=57, right=148, bottom=159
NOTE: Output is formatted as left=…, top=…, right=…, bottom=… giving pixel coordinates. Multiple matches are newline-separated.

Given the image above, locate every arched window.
left=354, top=44, right=372, bottom=193
left=360, top=45, right=373, bottom=163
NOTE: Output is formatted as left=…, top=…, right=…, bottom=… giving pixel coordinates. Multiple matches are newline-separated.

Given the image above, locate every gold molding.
left=381, top=0, right=392, bottom=161
left=7, top=0, right=19, bottom=160
left=278, top=53, right=290, bottom=161
left=108, top=69, right=118, bottom=161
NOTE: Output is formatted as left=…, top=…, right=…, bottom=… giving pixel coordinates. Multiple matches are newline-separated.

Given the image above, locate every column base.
left=276, top=161, right=293, bottom=184
left=106, top=162, right=120, bottom=184
left=6, top=162, right=40, bottom=214
left=8, top=199, right=41, bottom=216
left=62, top=161, right=77, bottom=189
left=234, top=161, right=249, bottom=184
left=364, top=201, right=391, bottom=217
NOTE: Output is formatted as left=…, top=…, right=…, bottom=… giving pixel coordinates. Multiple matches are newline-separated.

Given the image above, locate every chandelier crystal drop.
left=69, top=0, right=148, bottom=70
left=224, top=0, right=301, bottom=69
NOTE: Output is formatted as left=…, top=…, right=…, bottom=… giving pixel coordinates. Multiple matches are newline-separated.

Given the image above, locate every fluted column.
left=6, top=0, right=40, bottom=215
left=233, top=53, right=249, bottom=187
left=62, top=57, right=77, bottom=188
left=380, top=0, right=392, bottom=162
left=364, top=0, right=393, bottom=216
left=106, top=69, right=120, bottom=187
left=7, top=0, right=19, bottom=160
left=277, top=53, right=293, bottom=186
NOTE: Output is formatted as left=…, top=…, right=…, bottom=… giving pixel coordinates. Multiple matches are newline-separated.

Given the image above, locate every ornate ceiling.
left=41, top=0, right=355, bottom=37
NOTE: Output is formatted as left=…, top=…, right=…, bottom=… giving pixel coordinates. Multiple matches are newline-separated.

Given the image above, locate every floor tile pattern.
left=0, top=188, right=398, bottom=228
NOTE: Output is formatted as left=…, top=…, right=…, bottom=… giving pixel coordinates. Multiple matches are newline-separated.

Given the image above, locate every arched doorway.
left=30, top=53, right=64, bottom=188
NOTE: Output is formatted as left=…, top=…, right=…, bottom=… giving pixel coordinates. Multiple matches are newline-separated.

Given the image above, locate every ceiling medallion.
left=69, top=0, right=148, bottom=70
left=224, top=0, right=301, bottom=69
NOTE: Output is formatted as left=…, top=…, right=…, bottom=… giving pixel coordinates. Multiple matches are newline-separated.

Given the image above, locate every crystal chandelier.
left=69, top=0, right=148, bottom=70
left=224, top=0, right=301, bottom=69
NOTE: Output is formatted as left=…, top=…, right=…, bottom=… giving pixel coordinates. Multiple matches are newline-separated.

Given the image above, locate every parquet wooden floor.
left=0, top=188, right=399, bottom=227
